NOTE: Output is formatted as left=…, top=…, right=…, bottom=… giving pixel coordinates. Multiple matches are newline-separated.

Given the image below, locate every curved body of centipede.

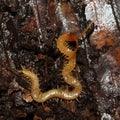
left=21, top=33, right=82, bottom=102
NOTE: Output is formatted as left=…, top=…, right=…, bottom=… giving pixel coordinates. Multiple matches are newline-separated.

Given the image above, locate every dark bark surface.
left=0, top=0, right=120, bottom=120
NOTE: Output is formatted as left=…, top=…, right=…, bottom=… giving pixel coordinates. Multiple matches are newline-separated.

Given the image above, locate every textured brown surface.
left=0, top=0, right=120, bottom=120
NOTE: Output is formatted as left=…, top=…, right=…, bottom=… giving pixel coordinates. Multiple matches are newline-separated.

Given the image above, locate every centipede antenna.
left=80, top=21, right=94, bottom=38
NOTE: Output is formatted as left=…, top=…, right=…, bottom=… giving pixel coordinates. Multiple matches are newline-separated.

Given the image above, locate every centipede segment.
left=21, top=33, right=82, bottom=102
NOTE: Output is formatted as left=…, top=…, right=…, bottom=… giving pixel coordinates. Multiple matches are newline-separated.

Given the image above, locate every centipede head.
left=64, top=33, right=78, bottom=49
left=64, top=40, right=77, bottom=51
left=57, top=33, right=78, bottom=59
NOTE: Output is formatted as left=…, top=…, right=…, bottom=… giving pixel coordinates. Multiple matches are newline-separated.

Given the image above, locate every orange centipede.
left=20, top=1, right=94, bottom=102
left=21, top=33, right=82, bottom=102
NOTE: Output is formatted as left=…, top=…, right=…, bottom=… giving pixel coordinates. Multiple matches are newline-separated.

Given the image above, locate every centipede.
left=20, top=1, right=94, bottom=102
left=21, top=33, right=82, bottom=102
